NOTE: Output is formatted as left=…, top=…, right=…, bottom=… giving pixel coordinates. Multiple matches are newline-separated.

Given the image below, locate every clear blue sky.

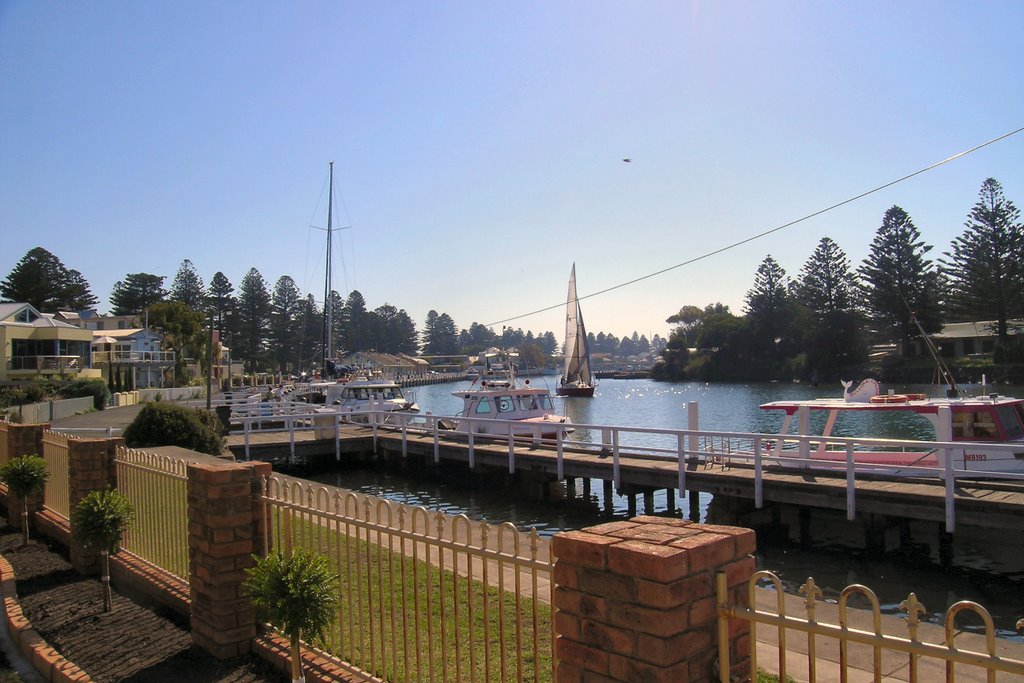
left=2, top=2, right=1022, bottom=342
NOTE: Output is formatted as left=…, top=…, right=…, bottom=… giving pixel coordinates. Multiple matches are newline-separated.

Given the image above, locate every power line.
left=486, top=126, right=1024, bottom=328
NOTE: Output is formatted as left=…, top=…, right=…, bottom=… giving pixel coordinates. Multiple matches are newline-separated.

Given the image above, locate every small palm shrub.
left=244, top=550, right=339, bottom=683
left=0, top=455, right=49, bottom=546
left=123, top=401, right=225, bottom=455
left=71, top=488, right=135, bottom=611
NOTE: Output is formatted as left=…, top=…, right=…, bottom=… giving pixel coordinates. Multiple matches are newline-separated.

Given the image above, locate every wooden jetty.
left=226, top=423, right=1024, bottom=534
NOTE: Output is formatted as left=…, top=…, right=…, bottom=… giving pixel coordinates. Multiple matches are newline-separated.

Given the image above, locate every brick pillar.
left=3, top=424, right=49, bottom=530
left=188, top=460, right=271, bottom=659
left=68, top=438, right=119, bottom=574
left=551, top=516, right=755, bottom=683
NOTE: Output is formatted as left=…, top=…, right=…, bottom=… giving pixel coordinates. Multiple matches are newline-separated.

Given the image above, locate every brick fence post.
left=551, top=516, right=755, bottom=683
left=68, top=438, right=120, bottom=574
left=188, top=460, right=271, bottom=659
left=3, top=424, right=49, bottom=531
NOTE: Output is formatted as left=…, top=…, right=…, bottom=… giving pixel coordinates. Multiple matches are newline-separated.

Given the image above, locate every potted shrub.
left=0, top=455, right=49, bottom=547
left=244, top=549, right=338, bottom=683
left=71, top=488, right=135, bottom=611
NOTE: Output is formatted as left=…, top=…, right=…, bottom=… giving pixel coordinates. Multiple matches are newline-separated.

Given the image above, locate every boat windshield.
left=473, top=398, right=492, bottom=415
left=518, top=395, right=539, bottom=411
left=996, top=404, right=1024, bottom=439
left=952, top=410, right=999, bottom=440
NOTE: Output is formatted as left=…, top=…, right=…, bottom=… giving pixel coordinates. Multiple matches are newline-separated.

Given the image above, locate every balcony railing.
left=8, top=355, right=82, bottom=372
left=91, top=350, right=175, bottom=365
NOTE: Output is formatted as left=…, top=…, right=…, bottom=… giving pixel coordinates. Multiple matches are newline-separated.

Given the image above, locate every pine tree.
left=859, top=206, right=943, bottom=355
left=744, top=255, right=791, bottom=359
left=793, top=237, right=858, bottom=315
left=235, top=268, right=272, bottom=369
left=0, top=247, right=98, bottom=311
left=169, top=259, right=207, bottom=311
left=109, top=273, right=167, bottom=315
left=270, top=276, right=302, bottom=372
left=941, top=178, right=1024, bottom=342
left=207, top=271, right=236, bottom=343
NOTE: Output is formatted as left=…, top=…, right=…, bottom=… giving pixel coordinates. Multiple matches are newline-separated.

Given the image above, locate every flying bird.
left=622, top=158, right=632, bottom=163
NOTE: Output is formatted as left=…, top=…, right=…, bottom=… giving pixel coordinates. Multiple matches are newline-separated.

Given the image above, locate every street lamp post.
left=206, top=311, right=214, bottom=411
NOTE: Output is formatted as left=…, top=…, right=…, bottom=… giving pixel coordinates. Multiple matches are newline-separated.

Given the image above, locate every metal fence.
left=41, top=429, right=71, bottom=520
left=115, top=447, right=190, bottom=582
left=260, top=476, right=554, bottom=682
left=717, top=569, right=1024, bottom=682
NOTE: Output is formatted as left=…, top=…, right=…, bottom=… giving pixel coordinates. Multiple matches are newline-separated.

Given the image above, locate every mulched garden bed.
left=0, top=529, right=288, bottom=683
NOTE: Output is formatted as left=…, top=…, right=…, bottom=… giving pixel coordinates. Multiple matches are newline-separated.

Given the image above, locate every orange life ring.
left=905, top=393, right=926, bottom=401
left=870, top=394, right=909, bottom=404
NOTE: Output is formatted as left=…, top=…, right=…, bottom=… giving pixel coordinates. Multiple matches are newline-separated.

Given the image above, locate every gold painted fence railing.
left=260, top=475, right=555, bottom=683
left=717, top=569, right=1024, bottom=682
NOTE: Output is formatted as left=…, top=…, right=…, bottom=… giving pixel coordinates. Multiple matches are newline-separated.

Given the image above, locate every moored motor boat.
left=759, top=379, right=1024, bottom=475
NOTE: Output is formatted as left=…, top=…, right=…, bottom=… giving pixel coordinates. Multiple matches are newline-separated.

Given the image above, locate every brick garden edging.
left=0, top=554, right=92, bottom=683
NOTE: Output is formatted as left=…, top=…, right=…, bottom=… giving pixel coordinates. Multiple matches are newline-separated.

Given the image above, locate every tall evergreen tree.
left=341, top=290, right=369, bottom=352
left=169, top=259, right=207, bottom=311
left=458, top=322, right=497, bottom=353
left=207, top=271, right=236, bottom=344
left=744, top=255, right=791, bottom=360
left=859, top=206, right=943, bottom=356
left=422, top=310, right=459, bottom=355
left=295, top=294, right=322, bottom=373
left=109, top=273, right=167, bottom=315
left=0, top=247, right=98, bottom=311
left=941, top=178, right=1024, bottom=342
left=270, top=276, right=302, bottom=372
left=235, top=268, right=272, bottom=369
left=793, top=237, right=858, bottom=315
left=791, top=238, right=866, bottom=378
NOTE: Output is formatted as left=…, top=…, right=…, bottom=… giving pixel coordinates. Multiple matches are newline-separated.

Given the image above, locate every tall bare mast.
left=322, top=161, right=334, bottom=374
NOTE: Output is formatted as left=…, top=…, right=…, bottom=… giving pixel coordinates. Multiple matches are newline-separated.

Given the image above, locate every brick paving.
left=0, top=530, right=287, bottom=683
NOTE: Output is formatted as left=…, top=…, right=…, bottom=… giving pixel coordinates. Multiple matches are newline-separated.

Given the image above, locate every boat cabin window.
left=495, top=396, right=515, bottom=413
left=518, top=395, right=538, bottom=411
left=473, top=398, right=492, bottom=415
left=996, top=405, right=1024, bottom=439
left=951, top=410, right=998, bottom=439
left=538, top=395, right=554, bottom=411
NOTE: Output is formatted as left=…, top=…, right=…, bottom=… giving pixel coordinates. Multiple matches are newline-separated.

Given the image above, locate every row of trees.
left=2, top=252, right=661, bottom=376
left=654, top=178, right=1023, bottom=382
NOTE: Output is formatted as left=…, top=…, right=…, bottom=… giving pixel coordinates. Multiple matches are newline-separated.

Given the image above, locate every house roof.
left=934, top=320, right=1024, bottom=339
left=91, top=328, right=153, bottom=339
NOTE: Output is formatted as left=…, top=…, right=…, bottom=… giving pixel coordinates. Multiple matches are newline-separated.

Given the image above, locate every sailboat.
left=557, top=264, right=596, bottom=397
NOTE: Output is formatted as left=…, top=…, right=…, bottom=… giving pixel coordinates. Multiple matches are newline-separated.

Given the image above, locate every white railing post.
left=612, top=428, right=620, bottom=489
left=754, top=437, right=763, bottom=508
left=677, top=433, right=686, bottom=495
left=687, top=401, right=699, bottom=464
left=401, top=420, right=408, bottom=458
left=556, top=428, right=564, bottom=481
left=936, top=405, right=955, bottom=532
left=846, top=443, right=856, bottom=520
left=288, top=416, right=295, bottom=462
left=798, top=406, right=810, bottom=459
left=467, top=428, right=475, bottom=469
left=432, top=418, right=440, bottom=463
left=244, top=419, right=251, bottom=460
left=508, top=430, right=515, bottom=474
left=334, top=413, right=340, bottom=461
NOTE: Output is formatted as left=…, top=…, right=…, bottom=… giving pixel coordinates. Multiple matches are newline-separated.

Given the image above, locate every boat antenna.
left=908, top=310, right=959, bottom=398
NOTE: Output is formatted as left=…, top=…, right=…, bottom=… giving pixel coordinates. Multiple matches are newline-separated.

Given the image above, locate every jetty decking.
left=226, top=423, right=1024, bottom=533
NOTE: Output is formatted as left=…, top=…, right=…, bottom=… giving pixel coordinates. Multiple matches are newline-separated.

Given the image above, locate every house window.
left=962, top=339, right=976, bottom=355
left=118, top=321, right=126, bottom=329
left=982, top=340, right=995, bottom=353
left=14, top=308, right=37, bottom=323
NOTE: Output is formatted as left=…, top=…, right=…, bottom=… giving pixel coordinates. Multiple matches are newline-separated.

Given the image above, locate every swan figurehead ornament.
left=842, top=379, right=880, bottom=403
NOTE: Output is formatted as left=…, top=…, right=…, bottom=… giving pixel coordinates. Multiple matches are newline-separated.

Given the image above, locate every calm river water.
left=308, top=377, right=1024, bottom=637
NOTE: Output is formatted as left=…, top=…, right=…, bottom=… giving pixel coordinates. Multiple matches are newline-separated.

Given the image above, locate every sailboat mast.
left=322, top=161, right=334, bottom=374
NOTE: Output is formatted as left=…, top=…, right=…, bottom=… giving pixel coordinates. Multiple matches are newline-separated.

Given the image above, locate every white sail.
left=561, top=264, right=593, bottom=388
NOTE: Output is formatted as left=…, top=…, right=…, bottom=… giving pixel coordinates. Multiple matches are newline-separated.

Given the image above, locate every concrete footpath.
left=49, top=405, right=1024, bottom=681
